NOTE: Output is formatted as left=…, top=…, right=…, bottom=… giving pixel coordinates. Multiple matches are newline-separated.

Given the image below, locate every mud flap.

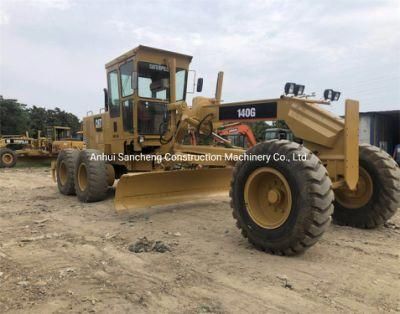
left=115, top=168, right=233, bottom=212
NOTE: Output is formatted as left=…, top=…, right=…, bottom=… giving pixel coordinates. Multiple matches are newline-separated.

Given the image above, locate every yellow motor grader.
left=0, top=126, right=84, bottom=168
left=0, top=134, right=32, bottom=167
left=54, top=45, right=400, bottom=255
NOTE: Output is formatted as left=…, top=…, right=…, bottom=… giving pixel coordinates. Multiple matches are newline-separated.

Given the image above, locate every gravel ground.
left=0, top=167, right=399, bottom=313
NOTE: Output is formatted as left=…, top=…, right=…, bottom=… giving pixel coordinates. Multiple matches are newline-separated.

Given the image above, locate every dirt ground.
left=0, top=168, right=399, bottom=313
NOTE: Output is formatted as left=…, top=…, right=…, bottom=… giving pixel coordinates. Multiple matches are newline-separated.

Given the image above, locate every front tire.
left=230, top=140, right=334, bottom=256
left=0, top=148, right=17, bottom=168
left=74, top=149, right=108, bottom=202
left=333, top=144, right=400, bottom=228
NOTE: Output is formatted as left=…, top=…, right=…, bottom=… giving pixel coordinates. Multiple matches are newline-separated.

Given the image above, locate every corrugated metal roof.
left=360, top=110, right=400, bottom=116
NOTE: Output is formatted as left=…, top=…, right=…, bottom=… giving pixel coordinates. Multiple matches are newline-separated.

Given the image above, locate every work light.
left=333, top=91, right=341, bottom=101
left=294, top=84, right=305, bottom=96
left=324, top=89, right=333, bottom=100
left=323, top=89, right=341, bottom=101
left=284, top=82, right=296, bottom=95
left=284, top=82, right=305, bottom=96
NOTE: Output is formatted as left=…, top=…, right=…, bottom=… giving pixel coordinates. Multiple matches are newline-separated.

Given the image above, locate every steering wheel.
left=196, top=113, right=214, bottom=138
left=159, top=121, right=174, bottom=145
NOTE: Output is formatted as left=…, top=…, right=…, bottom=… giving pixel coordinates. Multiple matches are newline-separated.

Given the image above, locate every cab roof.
left=105, top=45, right=193, bottom=69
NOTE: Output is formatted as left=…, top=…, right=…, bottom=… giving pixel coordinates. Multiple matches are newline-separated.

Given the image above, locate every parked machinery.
left=0, top=126, right=84, bottom=168
left=216, top=123, right=257, bottom=148
left=55, top=45, right=400, bottom=255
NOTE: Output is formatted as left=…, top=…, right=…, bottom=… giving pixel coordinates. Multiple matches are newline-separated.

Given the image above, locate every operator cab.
left=264, top=128, right=293, bottom=141
left=47, top=126, right=71, bottom=141
left=104, top=46, right=192, bottom=150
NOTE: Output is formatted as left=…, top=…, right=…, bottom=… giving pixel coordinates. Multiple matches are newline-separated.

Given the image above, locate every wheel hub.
left=2, top=153, right=13, bottom=165
left=267, top=189, right=281, bottom=204
left=335, top=167, right=373, bottom=209
left=78, top=163, right=88, bottom=191
left=59, top=161, right=68, bottom=185
left=244, top=167, right=292, bottom=229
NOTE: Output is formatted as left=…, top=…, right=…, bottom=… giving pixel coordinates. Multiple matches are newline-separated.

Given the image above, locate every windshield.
left=265, top=131, right=277, bottom=140
left=138, top=62, right=187, bottom=101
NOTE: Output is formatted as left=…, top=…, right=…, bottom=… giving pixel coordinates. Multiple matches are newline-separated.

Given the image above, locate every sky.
left=0, top=0, right=399, bottom=118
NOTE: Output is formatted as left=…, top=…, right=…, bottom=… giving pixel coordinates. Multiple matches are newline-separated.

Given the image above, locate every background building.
left=359, top=110, right=400, bottom=157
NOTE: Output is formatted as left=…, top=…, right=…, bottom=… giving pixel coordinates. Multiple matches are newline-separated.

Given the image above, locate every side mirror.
left=103, top=88, right=109, bottom=112
left=196, top=78, right=203, bottom=92
left=131, top=72, right=138, bottom=90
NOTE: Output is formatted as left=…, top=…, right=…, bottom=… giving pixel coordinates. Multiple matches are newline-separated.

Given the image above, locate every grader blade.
left=115, top=168, right=233, bottom=212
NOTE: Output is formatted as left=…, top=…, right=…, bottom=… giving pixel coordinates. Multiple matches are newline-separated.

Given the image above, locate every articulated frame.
left=164, top=96, right=359, bottom=191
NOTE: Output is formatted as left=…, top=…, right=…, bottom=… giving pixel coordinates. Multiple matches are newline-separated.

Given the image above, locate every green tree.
left=27, top=106, right=81, bottom=137
left=273, top=120, right=289, bottom=129
left=0, top=96, right=81, bottom=137
left=64, top=112, right=81, bottom=134
left=46, top=108, right=61, bottom=127
left=28, top=106, right=47, bottom=137
left=250, top=121, right=270, bottom=142
left=47, top=107, right=80, bottom=134
left=0, top=97, right=29, bottom=135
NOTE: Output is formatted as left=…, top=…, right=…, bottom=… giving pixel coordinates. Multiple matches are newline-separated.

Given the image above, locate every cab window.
left=137, top=62, right=187, bottom=102
left=122, top=100, right=134, bottom=133
left=176, top=68, right=187, bottom=101
left=108, top=70, right=120, bottom=117
left=138, top=101, right=168, bottom=134
left=138, top=62, right=169, bottom=100
left=120, top=61, right=134, bottom=97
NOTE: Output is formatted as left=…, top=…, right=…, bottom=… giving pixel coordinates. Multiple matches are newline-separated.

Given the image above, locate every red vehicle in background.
left=216, top=123, right=257, bottom=148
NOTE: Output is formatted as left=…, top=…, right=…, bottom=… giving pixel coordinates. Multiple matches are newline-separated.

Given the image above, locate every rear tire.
left=56, top=149, right=79, bottom=195
left=0, top=148, right=17, bottom=168
left=74, top=149, right=108, bottom=202
left=230, top=140, right=334, bottom=256
left=333, top=144, right=400, bottom=228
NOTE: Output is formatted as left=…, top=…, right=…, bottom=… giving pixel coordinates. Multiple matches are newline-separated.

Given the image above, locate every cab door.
left=119, top=60, right=135, bottom=134
left=107, top=68, right=124, bottom=153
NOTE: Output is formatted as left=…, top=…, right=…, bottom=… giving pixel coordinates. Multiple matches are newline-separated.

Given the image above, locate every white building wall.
left=359, top=115, right=371, bottom=144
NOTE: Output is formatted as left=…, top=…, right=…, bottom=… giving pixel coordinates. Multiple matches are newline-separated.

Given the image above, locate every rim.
left=335, top=167, right=373, bottom=209
left=2, top=153, right=13, bottom=165
left=59, top=161, right=68, bottom=185
left=244, top=167, right=292, bottom=229
left=78, top=163, right=88, bottom=192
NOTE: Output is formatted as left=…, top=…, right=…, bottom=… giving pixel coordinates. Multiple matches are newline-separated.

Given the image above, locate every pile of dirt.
left=128, top=237, right=171, bottom=253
